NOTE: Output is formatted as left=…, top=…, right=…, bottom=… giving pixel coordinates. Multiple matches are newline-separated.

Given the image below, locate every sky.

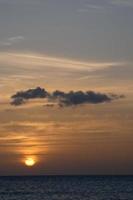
left=0, top=0, right=133, bottom=175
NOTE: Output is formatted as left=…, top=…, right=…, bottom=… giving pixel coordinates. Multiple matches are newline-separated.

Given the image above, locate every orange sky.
left=0, top=0, right=133, bottom=175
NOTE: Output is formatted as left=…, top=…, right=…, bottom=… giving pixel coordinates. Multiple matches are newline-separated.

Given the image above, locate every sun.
left=25, top=157, right=36, bottom=167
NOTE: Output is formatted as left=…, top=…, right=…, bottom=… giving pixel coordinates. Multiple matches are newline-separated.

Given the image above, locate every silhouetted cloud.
left=11, top=87, right=48, bottom=100
left=11, top=87, right=124, bottom=107
left=109, top=93, right=125, bottom=99
left=52, top=90, right=124, bottom=106
left=11, top=97, right=26, bottom=106
left=11, top=87, right=49, bottom=106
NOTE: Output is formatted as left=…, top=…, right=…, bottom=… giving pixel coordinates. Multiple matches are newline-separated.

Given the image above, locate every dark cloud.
left=11, top=97, right=26, bottom=106
left=11, top=87, right=48, bottom=100
left=11, top=87, right=48, bottom=106
left=11, top=87, right=124, bottom=107
left=52, top=90, right=123, bottom=106
left=109, top=93, right=125, bottom=99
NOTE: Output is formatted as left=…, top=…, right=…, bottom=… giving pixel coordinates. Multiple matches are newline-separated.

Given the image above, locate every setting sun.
left=25, top=157, right=36, bottom=167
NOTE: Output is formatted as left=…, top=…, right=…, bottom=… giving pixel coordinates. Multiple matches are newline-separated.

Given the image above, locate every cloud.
left=8, top=36, right=24, bottom=42
left=11, top=87, right=124, bottom=107
left=77, top=0, right=133, bottom=13
left=77, top=3, right=104, bottom=13
left=11, top=87, right=48, bottom=105
left=0, top=36, right=24, bottom=47
left=52, top=90, right=124, bottom=106
left=0, top=52, right=124, bottom=73
left=110, top=0, right=133, bottom=7
left=11, top=97, right=26, bottom=106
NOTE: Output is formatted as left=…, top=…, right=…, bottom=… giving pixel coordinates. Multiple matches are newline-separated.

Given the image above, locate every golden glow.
left=25, top=157, right=36, bottom=167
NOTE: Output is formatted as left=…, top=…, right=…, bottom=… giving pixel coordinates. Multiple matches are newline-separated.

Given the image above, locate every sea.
left=0, top=176, right=133, bottom=200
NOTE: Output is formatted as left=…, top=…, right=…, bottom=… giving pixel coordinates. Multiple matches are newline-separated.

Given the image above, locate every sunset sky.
left=0, top=0, right=133, bottom=175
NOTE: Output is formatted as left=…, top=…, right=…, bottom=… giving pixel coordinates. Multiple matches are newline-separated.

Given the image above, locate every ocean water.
left=0, top=176, right=133, bottom=200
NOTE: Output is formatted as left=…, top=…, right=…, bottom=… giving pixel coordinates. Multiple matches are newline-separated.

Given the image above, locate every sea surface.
left=0, top=176, right=133, bottom=200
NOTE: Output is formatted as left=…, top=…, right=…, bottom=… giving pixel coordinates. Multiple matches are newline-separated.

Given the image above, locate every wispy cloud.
left=77, top=2, right=104, bottom=13
left=110, top=0, right=133, bottom=7
left=0, top=52, right=124, bottom=72
left=0, top=36, right=24, bottom=47
left=77, top=0, right=133, bottom=13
